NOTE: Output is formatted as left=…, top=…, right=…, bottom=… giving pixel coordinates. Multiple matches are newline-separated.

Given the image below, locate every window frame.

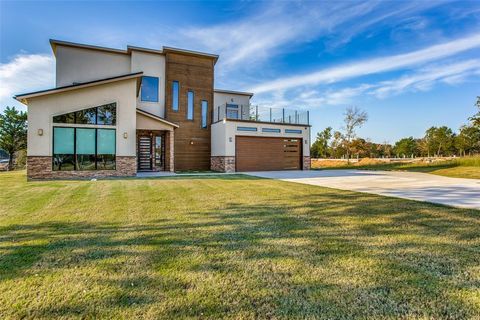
left=172, top=81, right=179, bottom=111
left=140, top=76, right=159, bottom=103
left=201, top=100, right=208, bottom=129
left=187, top=90, right=194, bottom=121
left=52, top=126, right=116, bottom=171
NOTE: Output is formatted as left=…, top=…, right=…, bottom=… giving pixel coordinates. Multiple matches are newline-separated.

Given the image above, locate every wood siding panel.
left=165, top=52, right=214, bottom=171
left=236, top=136, right=302, bottom=171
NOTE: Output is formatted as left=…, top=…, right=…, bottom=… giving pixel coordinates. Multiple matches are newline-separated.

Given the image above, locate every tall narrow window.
left=76, top=128, right=96, bottom=170
left=172, top=81, right=179, bottom=111
left=141, top=76, right=159, bottom=102
left=187, top=91, right=194, bottom=120
left=201, top=100, right=208, bottom=128
left=97, top=129, right=116, bottom=170
left=53, top=127, right=75, bottom=171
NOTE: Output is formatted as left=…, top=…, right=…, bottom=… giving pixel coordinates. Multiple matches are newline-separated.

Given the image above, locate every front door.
left=138, top=135, right=152, bottom=171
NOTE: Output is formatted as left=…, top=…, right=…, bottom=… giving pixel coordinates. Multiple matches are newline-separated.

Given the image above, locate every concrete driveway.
left=245, top=170, right=480, bottom=209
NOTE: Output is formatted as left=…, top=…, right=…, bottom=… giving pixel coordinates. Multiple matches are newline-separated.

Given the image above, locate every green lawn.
left=315, top=157, right=480, bottom=179
left=1, top=171, right=479, bottom=319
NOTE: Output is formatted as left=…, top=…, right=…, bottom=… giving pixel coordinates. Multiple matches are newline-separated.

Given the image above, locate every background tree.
left=455, top=125, right=480, bottom=156
left=469, top=96, right=480, bottom=127
left=341, top=106, right=368, bottom=163
left=0, top=107, right=27, bottom=170
left=330, top=131, right=344, bottom=158
left=394, top=137, right=417, bottom=157
left=311, top=127, right=332, bottom=158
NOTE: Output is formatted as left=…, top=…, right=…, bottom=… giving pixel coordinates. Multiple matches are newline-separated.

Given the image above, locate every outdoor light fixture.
left=37, top=129, right=43, bottom=136
left=190, top=140, right=194, bottom=145
left=123, top=132, right=128, bottom=139
left=229, top=137, right=233, bottom=142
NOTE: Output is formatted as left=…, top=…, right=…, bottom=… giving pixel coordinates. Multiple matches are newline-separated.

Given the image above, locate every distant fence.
left=312, top=157, right=459, bottom=164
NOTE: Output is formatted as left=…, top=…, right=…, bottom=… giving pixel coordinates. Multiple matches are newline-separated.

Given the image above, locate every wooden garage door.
left=236, top=136, right=302, bottom=171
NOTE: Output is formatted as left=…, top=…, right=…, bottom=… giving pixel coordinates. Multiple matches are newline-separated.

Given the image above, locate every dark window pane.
left=201, top=100, right=208, bottom=128
left=76, top=107, right=97, bottom=124
left=187, top=91, right=194, bottom=120
left=53, top=112, right=75, bottom=124
left=141, top=76, right=159, bottom=102
left=53, top=154, right=75, bottom=171
left=172, top=81, right=179, bottom=111
left=76, top=154, right=96, bottom=170
left=97, top=154, right=115, bottom=170
left=97, top=103, right=116, bottom=125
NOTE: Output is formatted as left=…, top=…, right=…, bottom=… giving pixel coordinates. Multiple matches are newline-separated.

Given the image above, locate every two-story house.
left=14, top=40, right=311, bottom=179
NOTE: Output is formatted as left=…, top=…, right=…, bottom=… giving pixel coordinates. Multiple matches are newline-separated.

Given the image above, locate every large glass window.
left=201, top=100, right=208, bottom=128
left=97, top=129, right=116, bottom=170
left=52, top=127, right=116, bottom=171
left=187, top=91, right=194, bottom=120
left=53, top=127, right=75, bottom=171
left=76, top=128, right=96, bottom=170
left=53, top=103, right=116, bottom=125
left=141, top=76, right=159, bottom=102
left=172, top=81, right=179, bottom=111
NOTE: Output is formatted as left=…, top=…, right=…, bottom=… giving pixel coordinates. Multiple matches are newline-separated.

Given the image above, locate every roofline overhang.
left=14, top=72, right=143, bottom=105
left=49, top=39, right=219, bottom=64
left=214, top=89, right=254, bottom=97
left=136, top=109, right=180, bottom=128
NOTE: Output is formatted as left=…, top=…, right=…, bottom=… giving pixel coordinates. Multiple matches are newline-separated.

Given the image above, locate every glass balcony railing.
left=213, top=104, right=309, bottom=125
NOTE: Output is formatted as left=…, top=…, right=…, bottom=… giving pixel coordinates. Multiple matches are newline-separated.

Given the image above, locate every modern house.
left=14, top=40, right=311, bottom=179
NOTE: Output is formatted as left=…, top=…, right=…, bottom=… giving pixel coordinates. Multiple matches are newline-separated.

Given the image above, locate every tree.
left=341, top=106, right=368, bottom=163
left=0, top=107, right=27, bottom=170
left=469, top=96, right=480, bottom=127
left=311, top=127, right=332, bottom=158
left=330, top=131, right=344, bottom=158
left=394, top=137, right=417, bottom=157
left=424, top=126, right=455, bottom=156
left=455, top=125, right=480, bottom=156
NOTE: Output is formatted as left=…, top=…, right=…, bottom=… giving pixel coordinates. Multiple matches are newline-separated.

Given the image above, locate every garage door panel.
left=236, top=136, right=302, bottom=171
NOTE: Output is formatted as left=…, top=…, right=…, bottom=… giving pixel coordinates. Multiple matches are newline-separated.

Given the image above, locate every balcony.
left=213, top=103, right=309, bottom=125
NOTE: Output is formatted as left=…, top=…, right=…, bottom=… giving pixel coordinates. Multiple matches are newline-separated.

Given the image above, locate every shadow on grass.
left=1, top=190, right=479, bottom=318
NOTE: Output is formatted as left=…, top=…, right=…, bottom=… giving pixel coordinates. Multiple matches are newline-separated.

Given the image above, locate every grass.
left=312, top=156, right=480, bottom=179
left=1, top=170, right=479, bottom=319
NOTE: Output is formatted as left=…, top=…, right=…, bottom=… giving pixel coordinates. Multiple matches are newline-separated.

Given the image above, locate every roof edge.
left=136, top=109, right=179, bottom=128
left=50, top=39, right=128, bottom=56
left=162, top=46, right=219, bottom=64
left=14, top=72, right=143, bottom=104
left=214, top=89, right=254, bottom=97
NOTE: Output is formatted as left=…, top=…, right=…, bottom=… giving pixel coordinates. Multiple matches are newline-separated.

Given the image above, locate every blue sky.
left=1, top=1, right=479, bottom=143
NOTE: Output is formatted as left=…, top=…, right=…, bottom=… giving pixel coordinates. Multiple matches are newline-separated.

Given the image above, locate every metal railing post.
left=307, top=111, right=309, bottom=125
left=295, top=110, right=298, bottom=124
left=255, top=105, right=258, bottom=121
left=282, top=108, right=285, bottom=123
left=270, top=108, right=272, bottom=122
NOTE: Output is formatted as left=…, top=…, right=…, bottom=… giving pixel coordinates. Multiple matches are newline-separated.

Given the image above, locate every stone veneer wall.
left=211, top=156, right=235, bottom=173
left=303, top=156, right=311, bottom=170
left=27, top=156, right=137, bottom=180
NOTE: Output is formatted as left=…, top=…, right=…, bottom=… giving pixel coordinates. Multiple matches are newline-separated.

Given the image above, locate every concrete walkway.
left=244, top=170, right=480, bottom=210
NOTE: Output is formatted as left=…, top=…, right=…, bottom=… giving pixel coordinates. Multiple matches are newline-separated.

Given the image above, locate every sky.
left=1, top=0, right=480, bottom=143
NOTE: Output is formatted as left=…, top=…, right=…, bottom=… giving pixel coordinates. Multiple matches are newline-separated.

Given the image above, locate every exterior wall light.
left=190, top=140, right=194, bottom=145
left=123, top=132, right=128, bottom=139
left=229, top=137, right=233, bottom=142
left=37, top=129, right=43, bottom=136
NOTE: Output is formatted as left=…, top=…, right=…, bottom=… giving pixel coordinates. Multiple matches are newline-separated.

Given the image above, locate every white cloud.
left=250, top=33, right=480, bottom=94
left=254, top=59, right=480, bottom=108
left=0, top=54, right=55, bottom=111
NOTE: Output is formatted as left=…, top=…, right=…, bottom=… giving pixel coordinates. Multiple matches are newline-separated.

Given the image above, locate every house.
left=14, top=40, right=311, bottom=179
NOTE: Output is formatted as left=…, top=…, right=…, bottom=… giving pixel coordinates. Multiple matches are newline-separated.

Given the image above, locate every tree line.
left=311, top=97, right=480, bottom=159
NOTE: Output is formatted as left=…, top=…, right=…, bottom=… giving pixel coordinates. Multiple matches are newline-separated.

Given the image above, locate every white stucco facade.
left=131, top=50, right=166, bottom=118
left=26, top=78, right=138, bottom=157
left=211, top=120, right=310, bottom=157
left=55, top=46, right=131, bottom=87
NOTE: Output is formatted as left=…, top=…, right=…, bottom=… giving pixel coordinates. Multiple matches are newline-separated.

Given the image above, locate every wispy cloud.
left=0, top=53, right=55, bottom=111
left=250, top=33, right=480, bottom=94
left=256, top=59, right=480, bottom=108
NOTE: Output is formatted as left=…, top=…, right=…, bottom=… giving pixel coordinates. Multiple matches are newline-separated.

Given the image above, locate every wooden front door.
left=138, top=136, right=153, bottom=171
left=236, top=136, right=302, bottom=171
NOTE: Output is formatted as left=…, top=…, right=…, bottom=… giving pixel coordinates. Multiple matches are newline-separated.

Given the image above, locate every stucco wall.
left=56, top=46, right=131, bottom=87
left=131, top=51, right=166, bottom=118
left=27, top=79, right=138, bottom=157
left=211, top=120, right=310, bottom=157
left=213, top=92, right=251, bottom=122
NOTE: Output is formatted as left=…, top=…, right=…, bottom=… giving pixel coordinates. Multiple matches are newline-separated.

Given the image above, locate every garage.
left=236, top=136, right=302, bottom=171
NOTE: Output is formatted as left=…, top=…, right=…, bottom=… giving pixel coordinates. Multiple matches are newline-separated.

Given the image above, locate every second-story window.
left=172, top=81, right=179, bottom=111
left=187, top=91, right=194, bottom=120
left=141, top=76, right=159, bottom=102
